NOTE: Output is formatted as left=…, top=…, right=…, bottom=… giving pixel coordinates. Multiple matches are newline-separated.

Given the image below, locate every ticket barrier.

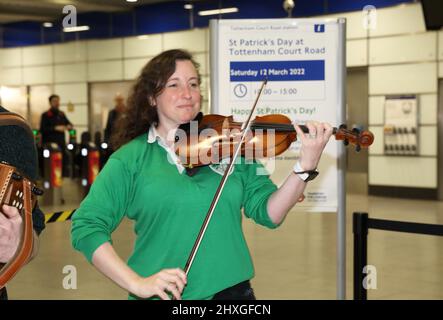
left=94, top=131, right=112, bottom=169
left=39, top=143, right=64, bottom=206
left=66, top=128, right=80, bottom=178
left=79, top=138, right=100, bottom=197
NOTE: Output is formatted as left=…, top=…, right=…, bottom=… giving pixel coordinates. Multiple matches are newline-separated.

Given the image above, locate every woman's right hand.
left=130, top=268, right=187, bottom=300
left=0, top=205, right=23, bottom=263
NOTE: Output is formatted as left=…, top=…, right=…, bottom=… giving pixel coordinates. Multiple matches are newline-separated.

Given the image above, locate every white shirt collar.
left=147, top=125, right=185, bottom=174
left=147, top=124, right=161, bottom=144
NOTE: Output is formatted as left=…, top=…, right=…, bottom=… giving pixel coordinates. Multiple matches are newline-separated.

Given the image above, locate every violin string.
left=205, top=119, right=360, bottom=139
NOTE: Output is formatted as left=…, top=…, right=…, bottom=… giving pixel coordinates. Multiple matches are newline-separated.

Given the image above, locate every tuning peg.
left=355, top=144, right=361, bottom=152
left=352, top=127, right=361, bottom=134
left=339, top=124, right=347, bottom=130
left=11, top=172, right=23, bottom=180
left=32, top=186, right=44, bottom=196
left=343, top=139, right=349, bottom=146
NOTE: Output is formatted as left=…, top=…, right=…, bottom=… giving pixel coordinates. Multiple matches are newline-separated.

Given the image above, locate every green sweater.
left=71, top=133, right=280, bottom=300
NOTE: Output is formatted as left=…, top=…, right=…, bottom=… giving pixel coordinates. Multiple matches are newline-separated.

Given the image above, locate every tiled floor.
left=6, top=191, right=443, bottom=300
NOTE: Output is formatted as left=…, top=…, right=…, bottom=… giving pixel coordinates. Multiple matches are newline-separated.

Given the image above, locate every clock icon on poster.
left=233, top=84, right=247, bottom=98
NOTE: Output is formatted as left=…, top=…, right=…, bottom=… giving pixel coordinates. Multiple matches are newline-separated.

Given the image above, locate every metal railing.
left=353, top=212, right=443, bottom=300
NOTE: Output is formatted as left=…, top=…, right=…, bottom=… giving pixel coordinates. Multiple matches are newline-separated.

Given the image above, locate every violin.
left=175, top=112, right=374, bottom=169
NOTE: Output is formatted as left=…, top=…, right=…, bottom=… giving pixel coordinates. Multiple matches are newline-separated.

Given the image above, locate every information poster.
left=383, top=95, right=418, bottom=156
left=211, top=19, right=345, bottom=212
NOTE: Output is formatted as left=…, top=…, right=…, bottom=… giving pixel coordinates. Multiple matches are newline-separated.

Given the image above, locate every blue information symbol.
left=233, top=83, right=247, bottom=98
left=314, top=24, right=325, bottom=32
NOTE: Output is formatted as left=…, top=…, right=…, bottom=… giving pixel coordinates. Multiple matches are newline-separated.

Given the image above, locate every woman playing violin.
left=71, top=49, right=333, bottom=300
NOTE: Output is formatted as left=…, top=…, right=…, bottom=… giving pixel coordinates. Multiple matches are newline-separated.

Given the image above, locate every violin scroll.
left=334, top=125, right=374, bottom=152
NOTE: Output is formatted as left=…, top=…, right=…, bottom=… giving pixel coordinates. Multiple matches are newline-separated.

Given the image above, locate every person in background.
left=104, top=93, right=127, bottom=152
left=39, top=94, right=73, bottom=177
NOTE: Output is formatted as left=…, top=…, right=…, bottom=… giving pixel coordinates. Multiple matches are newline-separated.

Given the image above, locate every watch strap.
left=293, top=161, right=319, bottom=182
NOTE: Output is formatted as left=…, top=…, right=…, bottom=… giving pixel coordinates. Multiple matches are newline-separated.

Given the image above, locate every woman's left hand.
left=294, top=121, right=333, bottom=171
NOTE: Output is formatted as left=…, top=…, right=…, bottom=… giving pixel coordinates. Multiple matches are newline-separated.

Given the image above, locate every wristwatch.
left=293, top=161, right=319, bottom=182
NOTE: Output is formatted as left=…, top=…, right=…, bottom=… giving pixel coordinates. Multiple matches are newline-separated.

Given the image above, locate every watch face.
left=305, top=170, right=319, bottom=181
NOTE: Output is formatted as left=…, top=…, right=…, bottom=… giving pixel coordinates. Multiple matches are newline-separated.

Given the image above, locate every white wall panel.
left=368, top=126, right=384, bottom=155
left=0, top=48, right=21, bottom=67
left=23, top=45, right=53, bottom=66
left=87, top=39, right=123, bottom=61
left=419, top=94, right=437, bottom=125
left=124, top=58, right=149, bottom=80
left=54, top=42, right=87, bottom=63
left=317, top=11, right=366, bottom=39
left=0, top=86, right=27, bottom=117
left=369, top=33, right=436, bottom=65
left=0, top=67, right=22, bottom=86
left=23, top=66, right=53, bottom=84
left=205, top=28, right=210, bottom=54
left=163, top=29, right=206, bottom=53
left=439, top=62, right=443, bottom=78
left=193, top=52, right=208, bottom=75
left=60, top=104, right=88, bottom=126
left=123, top=35, right=162, bottom=58
left=369, top=156, right=436, bottom=188
left=419, top=126, right=437, bottom=156
left=368, top=96, right=385, bottom=125
left=54, top=83, right=87, bottom=104
left=200, top=76, right=209, bottom=100
left=369, top=3, right=426, bottom=37
left=347, top=39, right=367, bottom=67
left=369, top=63, right=437, bottom=95
left=438, top=31, right=443, bottom=60
left=343, top=11, right=368, bottom=39
left=55, top=63, right=87, bottom=83
left=201, top=100, right=209, bottom=114
left=88, top=61, right=123, bottom=82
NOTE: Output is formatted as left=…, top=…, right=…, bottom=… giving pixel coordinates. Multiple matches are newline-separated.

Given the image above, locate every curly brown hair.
left=111, top=49, right=201, bottom=150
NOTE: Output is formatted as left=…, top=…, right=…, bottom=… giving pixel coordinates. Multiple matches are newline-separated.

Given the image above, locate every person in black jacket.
left=104, top=93, right=127, bottom=152
left=39, top=94, right=73, bottom=177
left=0, top=105, right=46, bottom=300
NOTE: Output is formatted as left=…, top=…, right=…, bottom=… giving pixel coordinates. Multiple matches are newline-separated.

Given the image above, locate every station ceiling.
left=0, top=0, right=175, bottom=23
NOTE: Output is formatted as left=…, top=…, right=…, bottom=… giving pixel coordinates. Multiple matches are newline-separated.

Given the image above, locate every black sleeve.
left=104, top=110, right=115, bottom=142
left=32, top=204, right=45, bottom=235
left=40, top=113, right=54, bottom=135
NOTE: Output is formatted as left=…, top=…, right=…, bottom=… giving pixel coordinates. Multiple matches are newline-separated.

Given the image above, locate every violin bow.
left=183, top=79, right=268, bottom=276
